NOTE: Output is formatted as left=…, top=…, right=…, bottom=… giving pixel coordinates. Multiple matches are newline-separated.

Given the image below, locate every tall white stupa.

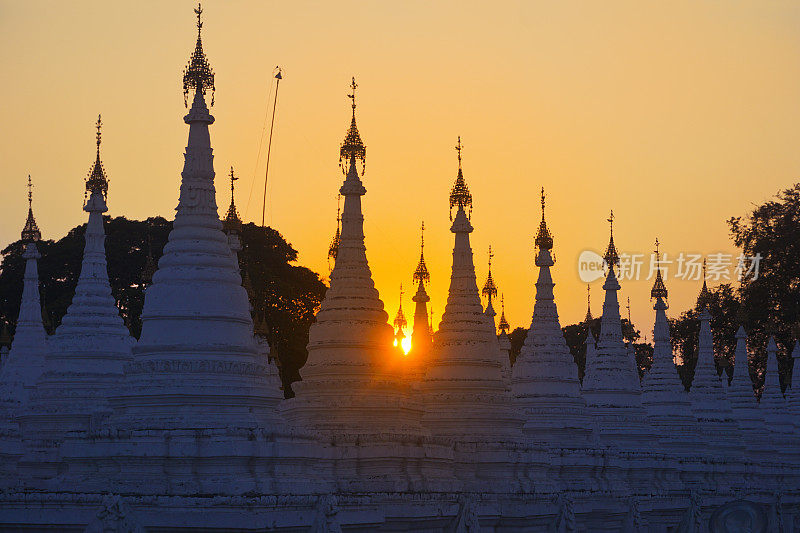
left=581, top=212, right=653, bottom=451
left=0, top=178, right=49, bottom=483
left=640, top=239, right=705, bottom=456
left=282, top=79, right=452, bottom=492
left=59, top=7, right=323, bottom=496
left=511, top=189, right=592, bottom=447
left=18, top=116, right=135, bottom=483
left=688, top=277, right=744, bottom=460
left=422, top=138, right=526, bottom=491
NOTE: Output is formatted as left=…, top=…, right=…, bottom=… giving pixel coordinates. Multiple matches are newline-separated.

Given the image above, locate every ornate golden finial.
left=651, top=237, right=668, bottom=301
left=482, top=246, right=498, bottom=300
left=21, top=175, right=41, bottom=242
left=195, top=2, right=203, bottom=31
left=498, top=294, right=510, bottom=333
left=183, top=2, right=215, bottom=107
left=413, top=220, right=430, bottom=285
left=328, top=194, right=342, bottom=269
left=339, top=77, right=366, bottom=176
left=393, top=283, right=408, bottom=331
left=534, top=186, right=554, bottom=250
left=604, top=210, right=619, bottom=267
left=585, top=284, right=593, bottom=322
left=223, top=166, right=242, bottom=233
left=449, top=136, right=473, bottom=221
left=85, top=114, right=109, bottom=199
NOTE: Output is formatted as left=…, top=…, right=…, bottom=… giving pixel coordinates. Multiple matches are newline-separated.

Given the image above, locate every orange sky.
left=2, top=1, right=800, bottom=336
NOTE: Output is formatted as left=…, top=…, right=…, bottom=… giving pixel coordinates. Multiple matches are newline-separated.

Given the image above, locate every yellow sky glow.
left=2, top=1, right=800, bottom=334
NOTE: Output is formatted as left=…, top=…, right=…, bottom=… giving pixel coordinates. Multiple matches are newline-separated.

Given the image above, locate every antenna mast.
left=261, top=66, right=283, bottom=227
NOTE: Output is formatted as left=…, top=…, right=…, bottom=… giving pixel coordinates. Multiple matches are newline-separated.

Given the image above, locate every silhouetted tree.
left=0, top=217, right=326, bottom=396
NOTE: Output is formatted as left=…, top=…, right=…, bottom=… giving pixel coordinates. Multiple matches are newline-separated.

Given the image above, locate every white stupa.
left=511, top=189, right=592, bottom=447
left=422, top=138, right=526, bottom=491
left=17, top=116, right=134, bottom=483
left=60, top=10, right=322, bottom=496
left=688, top=280, right=744, bottom=460
left=0, top=178, right=49, bottom=483
left=759, top=336, right=796, bottom=462
left=788, top=340, right=800, bottom=429
left=409, top=222, right=432, bottom=378
left=581, top=213, right=653, bottom=451
left=727, top=325, right=774, bottom=464
left=282, top=79, right=452, bottom=492
left=640, top=240, right=705, bottom=456
left=497, top=295, right=512, bottom=370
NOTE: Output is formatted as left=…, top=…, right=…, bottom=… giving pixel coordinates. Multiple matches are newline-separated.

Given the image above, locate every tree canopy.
left=0, top=217, right=326, bottom=397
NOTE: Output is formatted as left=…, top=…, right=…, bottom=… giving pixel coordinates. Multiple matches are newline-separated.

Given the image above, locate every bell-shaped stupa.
left=581, top=212, right=653, bottom=451
left=282, top=78, right=453, bottom=493
left=511, top=189, right=592, bottom=447
left=18, top=117, right=134, bottom=483
left=422, top=138, right=526, bottom=491
left=640, top=240, right=705, bottom=456
left=689, top=275, right=744, bottom=460
left=0, top=177, right=49, bottom=484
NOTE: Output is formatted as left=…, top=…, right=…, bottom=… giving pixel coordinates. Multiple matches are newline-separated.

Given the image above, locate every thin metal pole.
left=262, top=70, right=282, bottom=227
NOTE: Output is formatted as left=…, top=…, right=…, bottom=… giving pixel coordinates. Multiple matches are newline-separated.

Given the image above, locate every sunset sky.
left=2, top=1, right=800, bottom=335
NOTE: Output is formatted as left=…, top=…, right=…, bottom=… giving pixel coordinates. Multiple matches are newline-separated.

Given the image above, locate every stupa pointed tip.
left=793, top=340, right=800, bottom=359
left=767, top=336, right=778, bottom=351
left=735, top=325, right=747, bottom=338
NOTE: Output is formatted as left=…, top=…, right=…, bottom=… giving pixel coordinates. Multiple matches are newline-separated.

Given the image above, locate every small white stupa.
left=497, top=295, right=512, bottom=370
left=409, top=222, right=432, bottom=377
left=759, top=337, right=796, bottom=462
left=727, top=325, right=774, bottom=464
left=641, top=239, right=705, bottom=456
left=282, top=79, right=452, bottom=492
left=422, top=138, right=526, bottom=491
left=688, top=276, right=744, bottom=460
left=511, top=189, right=592, bottom=447
left=0, top=177, right=49, bottom=483
left=581, top=212, right=653, bottom=451
left=18, top=116, right=135, bottom=483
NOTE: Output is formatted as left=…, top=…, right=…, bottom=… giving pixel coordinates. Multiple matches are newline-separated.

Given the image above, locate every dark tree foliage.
left=0, top=217, right=326, bottom=397
left=238, top=223, right=327, bottom=397
left=668, top=184, right=800, bottom=394
left=0, top=216, right=171, bottom=337
left=508, top=327, right=528, bottom=366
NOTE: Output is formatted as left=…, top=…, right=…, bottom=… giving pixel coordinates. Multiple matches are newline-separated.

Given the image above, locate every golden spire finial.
left=482, top=246, right=498, bottom=300
left=535, top=186, right=554, bottom=250
left=584, top=284, right=593, bottom=322
left=183, top=2, right=215, bottom=107
left=498, top=293, right=510, bottom=333
left=626, top=297, right=632, bottom=323
left=95, top=114, right=102, bottom=156
left=86, top=115, right=109, bottom=199
left=22, top=174, right=41, bottom=242
left=413, top=220, right=430, bottom=285
left=222, top=166, right=242, bottom=233
left=340, top=77, right=366, bottom=175
left=604, top=210, right=619, bottom=267
left=449, top=136, right=472, bottom=220
left=651, top=237, right=668, bottom=301
left=195, top=2, right=203, bottom=32
left=348, top=76, right=357, bottom=113
left=393, top=283, right=408, bottom=331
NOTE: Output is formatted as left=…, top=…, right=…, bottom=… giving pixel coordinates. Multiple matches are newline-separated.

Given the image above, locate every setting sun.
left=401, top=336, right=411, bottom=355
